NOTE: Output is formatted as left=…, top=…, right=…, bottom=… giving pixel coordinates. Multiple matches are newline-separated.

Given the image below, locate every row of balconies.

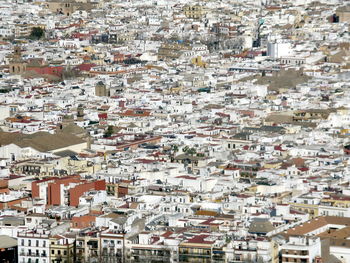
left=19, top=252, right=47, bottom=257
left=18, top=233, right=50, bottom=238
left=282, top=249, right=309, bottom=256
left=281, top=258, right=309, bottom=263
left=131, top=250, right=171, bottom=257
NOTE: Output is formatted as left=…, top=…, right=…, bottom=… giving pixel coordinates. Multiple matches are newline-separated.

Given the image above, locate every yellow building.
left=179, top=236, right=225, bottom=263
left=76, top=233, right=101, bottom=262
left=12, top=155, right=101, bottom=178
left=289, top=202, right=319, bottom=219
left=50, top=235, right=76, bottom=263
left=292, top=109, right=334, bottom=122
left=46, top=0, right=97, bottom=16
left=321, top=195, right=350, bottom=208
left=263, top=162, right=282, bottom=169
left=191, top=56, right=207, bottom=68
left=337, top=107, right=349, bottom=115
left=336, top=6, right=350, bottom=22
left=106, top=183, right=119, bottom=197
left=183, top=4, right=206, bottom=19
left=168, top=85, right=184, bottom=94
left=271, top=240, right=280, bottom=263
left=62, top=157, right=102, bottom=175
left=340, top=129, right=350, bottom=135
left=158, top=43, right=191, bottom=60
left=82, top=46, right=94, bottom=54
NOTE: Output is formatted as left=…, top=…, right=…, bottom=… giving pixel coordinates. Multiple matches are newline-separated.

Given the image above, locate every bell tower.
left=9, top=46, right=27, bottom=75
left=14, top=46, right=21, bottom=56
left=77, top=104, right=85, bottom=121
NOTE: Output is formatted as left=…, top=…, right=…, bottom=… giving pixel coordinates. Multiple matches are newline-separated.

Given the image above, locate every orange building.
left=71, top=215, right=97, bottom=229
left=69, top=180, right=105, bottom=207
left=32, top=176, right=105, bottom=207
left=0, top=196, right=28, bottom=210
left=0, top=179, right=9, bottom=194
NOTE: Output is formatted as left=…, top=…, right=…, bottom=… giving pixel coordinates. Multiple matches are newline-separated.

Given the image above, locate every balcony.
left=132, top=250, right=170, bottom=257
left=282, top=249, right=309, bottom=257
left=179, top=253, right=211, bottom=258
left=26, top=252, right=41, bottom=257
left=132, top=255, right=171, bottom=263
left=282, top=258, right=309, bottom=263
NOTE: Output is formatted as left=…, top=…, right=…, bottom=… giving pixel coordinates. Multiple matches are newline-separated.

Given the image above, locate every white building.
left=18, top=230, right=50, bottom=263
left=267, top=40, right=292, bottom=59
left=280, top=236, right=322, bottom=263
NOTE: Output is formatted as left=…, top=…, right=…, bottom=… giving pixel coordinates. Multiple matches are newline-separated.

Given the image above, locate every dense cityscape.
left=0, top=0, right=350, bottom=262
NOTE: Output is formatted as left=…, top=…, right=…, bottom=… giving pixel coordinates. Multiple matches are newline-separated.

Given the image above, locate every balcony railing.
left=26, top=253, right=41, bottom=257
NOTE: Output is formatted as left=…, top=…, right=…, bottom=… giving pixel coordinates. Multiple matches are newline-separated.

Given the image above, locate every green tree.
left=29, top=27, right=45, bottom=40
left=171, top=145, right=179, bottom=156
left=182, top=146, right=189, bottom=153
left=62, top=66, right=82, bottom=80
left=186, top=148, right=197, bottom=156
left=103, top=126, right=114, bottom=138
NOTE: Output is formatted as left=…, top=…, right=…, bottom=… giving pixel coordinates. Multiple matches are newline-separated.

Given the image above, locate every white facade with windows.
left=18, top=231, right=50, bottom=263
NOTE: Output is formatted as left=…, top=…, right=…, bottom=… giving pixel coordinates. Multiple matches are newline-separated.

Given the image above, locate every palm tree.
left=182, top=146, right=189, bottom=153
left=170, top=145, right=179, bottom=162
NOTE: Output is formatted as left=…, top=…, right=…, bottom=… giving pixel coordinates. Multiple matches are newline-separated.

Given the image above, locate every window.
left=36, top=240, right=39, bottom=246
left=57, top=250, right=61, bottom=255
left=64, top=250, right=67, bottom=255
left=28, top=240, right=31, bottom=246
left=52, top=250, right=55, bottom=255
left=21, top=239, right=24, bottom=246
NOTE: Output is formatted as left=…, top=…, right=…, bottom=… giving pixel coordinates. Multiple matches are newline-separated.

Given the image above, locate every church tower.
left=9, top=46, right=27, bottom=75
left=77, top=104, right=85, bottom=121
left=95, top=81, right=110, bottom=97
